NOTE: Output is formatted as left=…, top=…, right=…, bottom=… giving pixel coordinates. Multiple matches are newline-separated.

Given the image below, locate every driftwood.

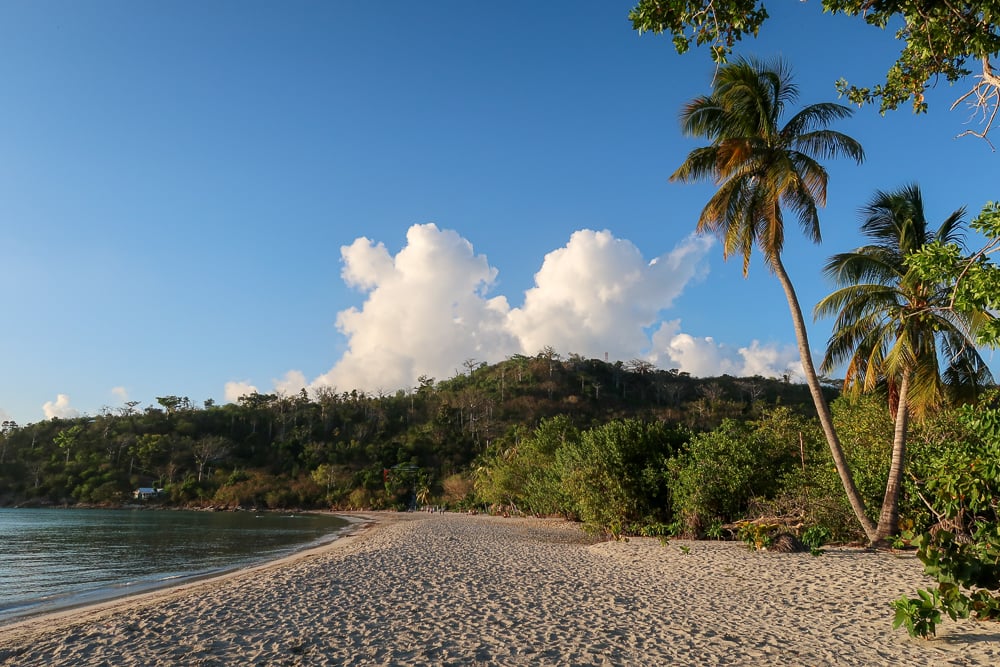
left=722, top=516, right=805, bottom=535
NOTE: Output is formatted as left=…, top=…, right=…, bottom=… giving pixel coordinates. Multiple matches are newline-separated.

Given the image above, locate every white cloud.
left=111, top=386, right=129, bottom=402
left=650, top=321, right=739, bottom=376
left=312, top=223, right=521, bottom=393
left=738, top=340, right=804, bottom=380
left=230, top=223, right=801, bottom=396
left=307, top=224, right=714, bottom=394
left=650, top=320, right=803, bottom=379
left=224, top=381, right=259, bottom=404
left=507, top=230, right=712, bottom=360
left=43, top=394, right=80, bottom=419
left=274, top=370, right=308, bottom=396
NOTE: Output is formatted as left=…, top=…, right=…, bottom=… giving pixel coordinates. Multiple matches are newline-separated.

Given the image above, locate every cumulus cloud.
left=111, top=386, right=129, bottom=402
left=43, top=394, right=80, bottom=419
left=312, top=223, right=521, bottom=394
left=306, top=224, right=715, bottom=394
left=227, top=222, right=802, bottom=398
left=224, top=381, right=258, bottom=404
left=508, top=230, right=713, bottom=360
left=650, top=321, right=803, bottom=379
left=738, top=340, right=804, bottom=380
left=274, top=370, right=308, bottom=396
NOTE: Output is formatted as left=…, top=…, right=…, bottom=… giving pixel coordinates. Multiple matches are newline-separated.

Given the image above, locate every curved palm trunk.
left=771, top=254, right=879, bottom=543
left=875, top=370, right=911, bottom=542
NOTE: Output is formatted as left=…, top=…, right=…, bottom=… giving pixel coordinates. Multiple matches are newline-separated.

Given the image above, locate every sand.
left=1, top=511, right=998, bottom=666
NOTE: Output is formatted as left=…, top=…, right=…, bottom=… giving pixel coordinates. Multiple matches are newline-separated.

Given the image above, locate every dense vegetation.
left=5, top=346, right=994, bottom=553
left=0, top=351, right=830, bottom=513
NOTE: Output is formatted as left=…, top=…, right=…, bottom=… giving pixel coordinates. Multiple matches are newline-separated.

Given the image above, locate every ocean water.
left=0, top=508, right=350, bottom=624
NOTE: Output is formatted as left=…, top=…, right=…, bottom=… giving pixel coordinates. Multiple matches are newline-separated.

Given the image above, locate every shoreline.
left=2, top=512, right=999, bottom=665
left=0, top=510, right=377, bottom=632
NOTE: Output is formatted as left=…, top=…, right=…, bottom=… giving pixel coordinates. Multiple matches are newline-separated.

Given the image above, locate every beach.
left=0, top=512, right=997, bottom=666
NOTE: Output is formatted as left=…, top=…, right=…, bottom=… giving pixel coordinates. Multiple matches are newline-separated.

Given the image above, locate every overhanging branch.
left=952, top=56, right=999, bottom=149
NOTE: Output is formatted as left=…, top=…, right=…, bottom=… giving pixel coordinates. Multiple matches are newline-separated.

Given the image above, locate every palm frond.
left=822, top=247, right=902, bottom=285
left=783, top=102, right=855, bottom=136
left=791, top=129, right=865, bottom=164
left=787, top=152, right=828, bottom=204
left=816, top=183, right=989, bottom=419
left=679, top=96, right=726, bottom=139
left=670, top=146, right=721, bottom=183
left=672, top=57, right=861, bottom=284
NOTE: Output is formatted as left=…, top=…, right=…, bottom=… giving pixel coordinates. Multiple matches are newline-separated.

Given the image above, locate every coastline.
left=0, top=508, right=360, bottom=627
left=1, top=512, right=998, bottom=665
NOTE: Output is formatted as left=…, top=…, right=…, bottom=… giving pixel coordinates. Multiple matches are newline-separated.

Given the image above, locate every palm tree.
left=670, top=57, right=876, bottom=540
left=816, top=185, right=994, bottom=541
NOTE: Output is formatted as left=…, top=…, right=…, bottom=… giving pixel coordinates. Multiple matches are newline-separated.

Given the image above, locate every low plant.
left=801, top=525, right=832, bottom=557
left=635, top=522, right=673, bottom=538
left=705, top=520, right=725, bottom=540
left=736, top=521, right=777, bottom=551
left=892, top=589, right=942, bottom=639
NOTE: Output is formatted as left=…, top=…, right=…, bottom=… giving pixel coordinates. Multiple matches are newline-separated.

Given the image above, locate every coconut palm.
left=816, top=185, right=994, bottom=540
left=670, top=57, right=876, bottom=540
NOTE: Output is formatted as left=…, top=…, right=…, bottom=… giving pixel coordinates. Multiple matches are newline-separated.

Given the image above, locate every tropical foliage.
left=0, top=352, right=826, bottom=511
left=629, top=0, right=1000, bottom=139
left=816, top=185, right=994, bottom=540
left=556, top=419, right=686, bottom=536
left=893, top=401, right=1000, bottom=638
left=669, top=407, right=818, bottom=536
left=474, top=415, right=579, bottom=517
left=909, top=201, right=1000, bottom=347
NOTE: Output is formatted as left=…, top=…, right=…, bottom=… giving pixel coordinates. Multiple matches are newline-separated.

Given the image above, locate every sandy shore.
left=1, top=512, right=998, bottom=666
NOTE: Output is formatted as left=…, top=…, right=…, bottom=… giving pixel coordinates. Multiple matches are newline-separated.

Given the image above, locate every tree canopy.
left=629, top=1, right=1000, bottom=141
left=909, top=201, right=1000, bottom=345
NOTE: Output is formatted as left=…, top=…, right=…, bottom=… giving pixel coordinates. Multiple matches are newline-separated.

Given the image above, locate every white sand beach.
left=1, top=512, right=998, bottom=666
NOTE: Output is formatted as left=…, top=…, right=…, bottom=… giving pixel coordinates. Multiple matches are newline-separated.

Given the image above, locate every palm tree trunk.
left=875, top=370, right=911, bottom=542
left=771, top=254, right=879, bottom=542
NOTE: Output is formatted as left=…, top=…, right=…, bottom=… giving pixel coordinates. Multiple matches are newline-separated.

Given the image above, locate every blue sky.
left=0, top=1, right=994, bottom=424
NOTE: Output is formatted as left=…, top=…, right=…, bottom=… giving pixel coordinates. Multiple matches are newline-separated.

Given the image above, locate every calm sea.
left=0, top=508, right=350, bottom=625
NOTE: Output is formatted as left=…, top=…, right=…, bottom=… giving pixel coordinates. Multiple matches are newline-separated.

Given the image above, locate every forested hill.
left=0, top=350, right=837, bottom=509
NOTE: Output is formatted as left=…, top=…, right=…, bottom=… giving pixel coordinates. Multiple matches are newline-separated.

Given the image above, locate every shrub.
left=556, top=419, right=686, bottom=536
left=346, top=486, right=374, bottom=510
left=474, top=417, right=578, bottom=516
left=670, top=408, right=805, bottom=536
left=441, top=472, right=475, bottom=506
left=894, top=403, right=1000, bottom=638
left=801, top=525, right=831, bottom=556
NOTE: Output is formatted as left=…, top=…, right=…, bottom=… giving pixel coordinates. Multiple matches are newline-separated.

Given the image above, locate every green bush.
left=894, top=403, right=1000, bottom=638
left=801, top=525, right=831, bottom=556
left=829, top=394, right=895, bottom=509
left=670, top=408, right=805, bottom=536
left=475, top=417, right=579, bottom=516
left=556, top=418, right=686, bottom=536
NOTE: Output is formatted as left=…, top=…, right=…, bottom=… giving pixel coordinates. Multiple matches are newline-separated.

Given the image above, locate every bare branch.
left=952, top=57, right=1000, bottom=148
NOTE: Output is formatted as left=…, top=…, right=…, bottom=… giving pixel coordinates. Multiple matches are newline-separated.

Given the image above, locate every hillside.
left=0, top=350, right=837, bottom=509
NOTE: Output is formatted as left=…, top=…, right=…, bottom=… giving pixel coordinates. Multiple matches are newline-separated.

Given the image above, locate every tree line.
left=0, top=353, right=826, bottom=511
